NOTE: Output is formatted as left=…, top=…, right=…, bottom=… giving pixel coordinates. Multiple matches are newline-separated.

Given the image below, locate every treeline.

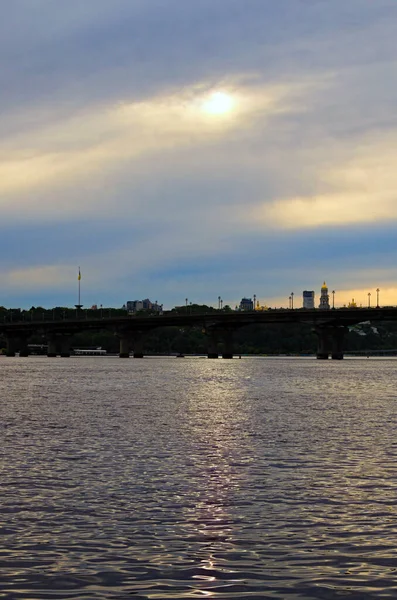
left=1, top=304, right=397, bottom=354
left=18, top=323, right=318, bottom=355
left=0, top=303, right=229, bottom=322
left=12, top=322, right=397, bottom=355
left=0, top=306, right=128, bottom=321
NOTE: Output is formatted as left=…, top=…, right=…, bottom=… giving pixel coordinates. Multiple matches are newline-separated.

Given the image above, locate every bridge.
left=1, top=307, right=396, bottom=359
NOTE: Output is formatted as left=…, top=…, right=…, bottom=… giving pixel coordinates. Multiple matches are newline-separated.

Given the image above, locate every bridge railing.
left=0, top=306, right=395, bottom=325
left=0, top=309, right=130, bottom=323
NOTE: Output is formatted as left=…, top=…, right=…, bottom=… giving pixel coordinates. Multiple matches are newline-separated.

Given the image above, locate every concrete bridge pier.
left=132, top=333, right=145, bottom=358
left=47, top=335, right=58, bottom=357
left=18, top=335, right=30, bottom=357
left=315, top=327, right=330, bottom=359
left=5, top=335, right=19, bottom=357
left=331, top=327, right=346, bottom=360
left=59, top=335, right=72, bottom=358
left=221, top=329, right=234, bottom=359
left=206, top=330, right=219, bottom=358
left=119, top=333, right=131, bottom=358
left=132, top=335, right=144, bottom=358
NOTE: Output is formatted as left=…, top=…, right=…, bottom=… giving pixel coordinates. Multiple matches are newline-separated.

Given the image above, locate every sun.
left=201, top=91, right=235, bottom=116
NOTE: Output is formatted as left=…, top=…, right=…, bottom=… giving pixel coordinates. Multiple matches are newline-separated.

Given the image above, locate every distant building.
left=303, top=291, right=315, bottom=309
left=319, top=282, right=330, bottom=310
left=239, top=297, right=254, bottom=311
left=126, top=300, right=143, bottom=312
left=126, top=299, right=163, bottom=313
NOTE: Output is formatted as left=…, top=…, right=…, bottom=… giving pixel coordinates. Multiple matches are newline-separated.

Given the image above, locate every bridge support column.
left=47, top=335, right=58, bottom=357
left=207, top=330, right=219, bottom=359
left=132, top=333, right=145, bottom=358
left=5, top=336, right=18, bottom=357
left=59, top=335, right=72, bottom=358
left=119, top=333, right=131, bottom=358
left=221, top=329, right=234, bottom=359
left=316, top=327, right=330, bottom=359
left=331, top=327, right=346, bottom=360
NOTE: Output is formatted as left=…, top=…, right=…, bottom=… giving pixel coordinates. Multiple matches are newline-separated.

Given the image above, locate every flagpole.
left=75, top=267, right=82, bottom=313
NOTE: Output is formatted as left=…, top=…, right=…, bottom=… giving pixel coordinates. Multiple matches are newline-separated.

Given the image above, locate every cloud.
left=1, top=1, right=397, bottom=308
left=6, top=265, right=79, bottom=290
left=0, top=76, right=318, bottom=223
left=249, top=129, right=397, bottom=229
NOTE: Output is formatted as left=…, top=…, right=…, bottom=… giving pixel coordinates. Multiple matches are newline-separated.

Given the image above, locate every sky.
left=1, top=0, right=397, bottom=310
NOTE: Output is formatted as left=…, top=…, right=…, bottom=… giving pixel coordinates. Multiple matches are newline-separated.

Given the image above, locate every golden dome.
left=321, top=281, right=328, bottom=290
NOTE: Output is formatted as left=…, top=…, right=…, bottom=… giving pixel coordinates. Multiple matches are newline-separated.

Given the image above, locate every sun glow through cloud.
left=201, top=91, right=235, bottom=115
left=0, top=81, right=288, bottom=205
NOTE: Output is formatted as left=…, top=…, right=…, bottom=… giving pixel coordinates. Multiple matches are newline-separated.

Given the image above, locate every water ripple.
left=1, top=357, right=397, bottom=598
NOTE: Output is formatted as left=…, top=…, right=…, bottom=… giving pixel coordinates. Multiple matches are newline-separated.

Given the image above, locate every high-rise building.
left=239, top=297, right=254, bottom=311
left=319, top=282, right=330, bottom=310
left=126, top=299, right=163, bottom=313
left=302, top=290, right=315, bottom=309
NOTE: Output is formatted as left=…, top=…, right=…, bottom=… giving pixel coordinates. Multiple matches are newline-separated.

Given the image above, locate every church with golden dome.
left=319, top=281, right=330, bottom=310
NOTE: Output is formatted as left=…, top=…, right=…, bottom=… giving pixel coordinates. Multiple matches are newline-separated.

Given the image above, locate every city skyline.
left=1, top=1, right=397, bottom=309
left=0, top=281, right=388, bottom=312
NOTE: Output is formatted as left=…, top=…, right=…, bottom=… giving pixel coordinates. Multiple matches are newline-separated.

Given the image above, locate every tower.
left=303, top=290, right=315, bottom=309
left=319, top=282, right=330, bottom=310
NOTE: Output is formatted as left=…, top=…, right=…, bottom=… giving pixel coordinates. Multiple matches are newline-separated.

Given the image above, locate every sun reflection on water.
left=3, top=358, right=397, bottom=597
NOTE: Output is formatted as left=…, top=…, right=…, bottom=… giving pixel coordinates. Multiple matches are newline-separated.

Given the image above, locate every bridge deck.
left=0, top=307, right=396, bottom=335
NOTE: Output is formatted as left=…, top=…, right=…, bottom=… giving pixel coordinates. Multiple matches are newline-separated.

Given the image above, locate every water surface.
left=1, top=357, right=397, bottom=599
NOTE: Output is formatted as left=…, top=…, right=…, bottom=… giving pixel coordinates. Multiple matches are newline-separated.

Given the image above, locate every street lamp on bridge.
left=288, top=295, right=292, bottom=309
left=368, top=292, right=371, bottom=308
left=218, top=296, right=221, bottom=310
left=376, top=288, right=380, bottom=308
left=253, top=294, right=256, bottom=311
left=332, top=290, right=335, bottom=309
left=291, top=292, right=294, bottom=310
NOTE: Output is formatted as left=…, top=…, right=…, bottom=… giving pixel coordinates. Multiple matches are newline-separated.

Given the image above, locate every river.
left=1, top=356, right=397, bottom=599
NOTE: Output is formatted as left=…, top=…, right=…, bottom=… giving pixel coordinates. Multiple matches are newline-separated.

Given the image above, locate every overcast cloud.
left=1, top=0, right=396, bottom=309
